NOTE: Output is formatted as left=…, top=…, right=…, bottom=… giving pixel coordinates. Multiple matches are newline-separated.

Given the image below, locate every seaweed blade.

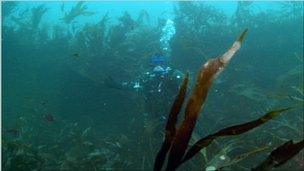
left=153, top=73, right=189, bottom=171
left=180, top=108, right=292, bottom=165
left=252, top=139, right=304, bottom=171
left=165, top=29, right=248, bottom=171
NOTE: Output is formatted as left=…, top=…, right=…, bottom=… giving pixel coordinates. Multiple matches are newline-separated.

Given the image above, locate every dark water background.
left=2, top=1, right=303, bottom=171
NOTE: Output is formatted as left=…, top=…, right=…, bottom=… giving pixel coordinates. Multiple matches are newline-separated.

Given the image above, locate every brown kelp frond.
left=181, top=108, right=291, bottom=165
left=252, top=139, right=304, bottom=171
left=166, top=73, right=189, bottom=137
left=164, top=29, right=248, bottom=171
left=153, top=73, right=189, bottom=171
left=217, top=145, right=270, bottom=170
left=221, top=29, right=248, bottom=64
left=213, top=108, right=291, bottom=136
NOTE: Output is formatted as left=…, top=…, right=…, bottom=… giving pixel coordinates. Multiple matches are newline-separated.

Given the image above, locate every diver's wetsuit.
left=120, top=68, right=184, bottom=122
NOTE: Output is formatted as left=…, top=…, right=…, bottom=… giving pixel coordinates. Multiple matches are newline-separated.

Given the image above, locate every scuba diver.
left=104, top=53, right=184, bottom=123
left=104, top=20, right=183, bottom=166
left=104, top=50, right=183, bottom=168
left=105, top=19, right=181, bottom=124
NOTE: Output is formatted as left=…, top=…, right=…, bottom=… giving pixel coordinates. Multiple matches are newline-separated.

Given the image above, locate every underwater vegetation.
left=154, top=29, right=303, bottom=171
left=2, top=1, right=304, bottom=171
left=61, top=2, right=95, bottom=24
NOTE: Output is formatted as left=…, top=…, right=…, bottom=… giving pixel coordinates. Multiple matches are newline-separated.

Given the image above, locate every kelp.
left=200, top=141, right=242, bottom=170
left=234, top=1, right=254, bottom=26
left=10, top=9, right=31, bottom=29
left=154, top=73, right=189, bottom=171
left=137, top=10, right=150, bottom=25
left=118, top=12, right=137, bottom=32
left=172, top=2, right=228, bottom=71
left=31, top=5, right=48, bottom=30
left=73, top=13, right=109, bottom=56
left=9, top=5, right=47, bottom=31
left=280, top=2, right=304, bottom=21
left=61, top=2, right=94, bottom=24
left=154, top=28, right=298, bottom=170
left=252, top=139, right=304, bottom=171
left=167, top=29, right=248, bottom=171
left=180, top=108, right=291, bottom=166
left=4, top=2, right=303, bottom=170
left=106, top=12, right=136, bottom=50
left=206, top=145, right=270, bottom=170
left=153, top=29, right=248, bottom=171
left=2, top=1, right=19, bottom=17
left=216, top=145, right=270, bottom=170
